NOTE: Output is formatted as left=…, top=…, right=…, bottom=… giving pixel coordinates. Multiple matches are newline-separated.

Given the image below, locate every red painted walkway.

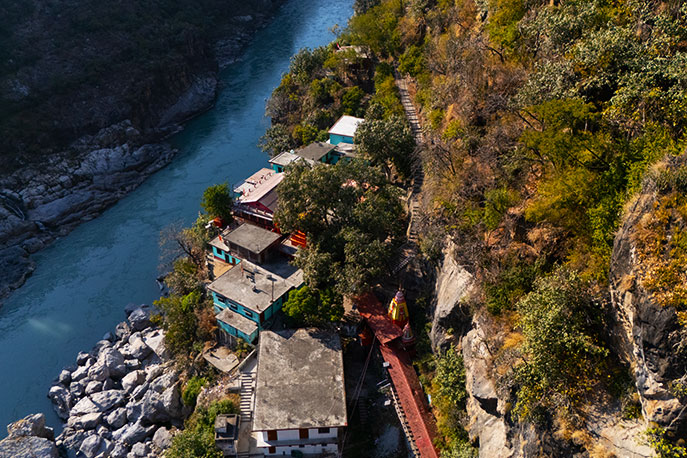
left=355, top=293, right=439, bottom=458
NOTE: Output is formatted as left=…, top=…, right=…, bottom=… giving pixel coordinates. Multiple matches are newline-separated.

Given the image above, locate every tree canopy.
left=275, top=159, right=405, bottom=295
left=200, top=183, right=233, bottom=224
left=356, top=115, right=415, bottom=179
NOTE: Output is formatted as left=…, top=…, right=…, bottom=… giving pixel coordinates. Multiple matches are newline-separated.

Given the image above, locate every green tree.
left=200, top=183, right=233, bottom=224
left=292, top=123, right=320, bottom=145
left=342, top=86, right=365, bottom=116
left=259, top=124, right=295, bottom=155
left=514, top=267, right=608, bottom=421
left=399, top=44, right=426, bottom=77
left=275, top=160, right=404, bottom=295
left=282, top=286, right=343, bottom=326
left=356, top=116, right=415, bottom=178
left=155, top=292, right=215, bottom=356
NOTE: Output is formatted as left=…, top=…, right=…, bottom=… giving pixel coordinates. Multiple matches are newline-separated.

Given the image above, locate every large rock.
left=111, top=422, right=155, bottom=445
left=106, top=408, right=128, bottom=429
left=609, top=157, right=687, bottom=437
left=79, top=434, right=113, bottom=458
left=142, top=328, right=171, bottom=360
left=90, top=390, right=127, bottom=413
left=6, top=413, right=54, bottom=440
left=71, top=390, right=126, bottom=416
left=67, top=412, right=102, bottom=430
left=128, top=307, right=152, bottom=332
left=0, top=414, right=59, bottom=458
left=98, top=347, right=127, bottom=379
left=85, top=380, right=104, bottom=396
left=87, top=360, right=110, bottom=382
left=152, top=426, right=173, bottom=450
left=431, top=240, right=475, bottom=351
left=121, top=370, right=145, bottom=393
left=0, top=435, right=59, bottom=458
left=126, top=333, right=152, bottom=360
left=462, top=319, right=512, bottom=458
left=48, top=385, right=72, bottom=420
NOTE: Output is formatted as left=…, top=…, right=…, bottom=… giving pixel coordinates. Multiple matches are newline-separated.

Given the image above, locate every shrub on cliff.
left=155, top=292, right=217, bottom=357
left=282, top=285, right=343, bottom=326
left=167, top=399, right=237, bottom=458
left=513, top=267, right=608, bottom=422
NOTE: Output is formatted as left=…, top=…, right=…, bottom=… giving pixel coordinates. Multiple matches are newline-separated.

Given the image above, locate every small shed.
left=215, top=414, right=240, bottom=457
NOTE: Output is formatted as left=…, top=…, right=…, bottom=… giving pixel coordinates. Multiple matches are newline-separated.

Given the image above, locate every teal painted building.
left=207, top=259, right=304, bottom=343
left=328, top=115, right=364, bottom=145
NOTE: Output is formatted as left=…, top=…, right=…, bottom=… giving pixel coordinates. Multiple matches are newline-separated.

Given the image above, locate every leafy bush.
left=342, top=86, right=365, bottom=116
left=513, top=268, right=608, bottom=421
left=484, top=256, right=544, bottom=315
left=282, top=286, right=343, bottom=326
left=399, top=44, right=425, bottom=77
left=167, top=399, right=237, bottom=458
left=155, top=292, right=216, bottom=357
left=182, top=376, right=207, bottom=408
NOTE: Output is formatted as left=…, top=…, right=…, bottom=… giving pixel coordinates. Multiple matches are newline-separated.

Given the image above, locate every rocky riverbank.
left=0, top=2, right=285, bottom=305
left=44, top=304, right=186, bottom=458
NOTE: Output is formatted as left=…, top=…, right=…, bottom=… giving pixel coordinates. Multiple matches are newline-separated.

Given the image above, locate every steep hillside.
left=332, top=0, right=687, bottom=455
left=0, top=0, right=282, bottom=173
left=0, top=0, right=284, bottom=302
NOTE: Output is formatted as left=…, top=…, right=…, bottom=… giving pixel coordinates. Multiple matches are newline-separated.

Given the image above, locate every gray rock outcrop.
left=48, top=306, right=181, bottom=456
left=0, top=413, right=58, bottom=458
left=609, top=157, right=687, bottom=437
left=431, top=240, right=475, bottom=352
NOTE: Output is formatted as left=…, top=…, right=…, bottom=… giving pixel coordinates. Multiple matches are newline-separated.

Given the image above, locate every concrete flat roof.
left=234, top=168, right=276, bottom=196
left=253, top=329, right=347, bottom=431
left=269, top=151, right=301, bottom=167
left=216, top=308, right=259, bottom=337
left=222, top=224, right=281, bottom=255
left=238, top=172, right=284, bottom=205
left=208, top=259, right=303, bottom=313
left=294, top=142, right=335, bottom=162
left=328, top=115, right=364, bottom=138
left=209, top=234, right=230, bottom=252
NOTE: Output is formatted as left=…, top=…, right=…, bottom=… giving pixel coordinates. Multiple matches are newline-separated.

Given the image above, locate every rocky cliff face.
left=433, top=241, right=654, bottom=457
left=609, top=155, right=687, bottom=438
left=0, top=0, right=285, bottom=304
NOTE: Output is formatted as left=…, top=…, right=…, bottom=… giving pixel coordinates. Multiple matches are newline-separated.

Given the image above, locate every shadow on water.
left=0, top=0, right=352, bottom=436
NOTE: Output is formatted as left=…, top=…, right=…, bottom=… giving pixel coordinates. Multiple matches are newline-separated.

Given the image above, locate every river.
left=0, top=0, right=353, bottom=435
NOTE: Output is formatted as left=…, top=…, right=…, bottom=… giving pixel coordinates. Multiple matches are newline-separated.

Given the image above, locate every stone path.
left=392, top=74, right=425, bottom=274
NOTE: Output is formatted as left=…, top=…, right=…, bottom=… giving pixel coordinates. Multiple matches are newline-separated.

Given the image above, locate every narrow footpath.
left=392, top=74, right=425, bottom=274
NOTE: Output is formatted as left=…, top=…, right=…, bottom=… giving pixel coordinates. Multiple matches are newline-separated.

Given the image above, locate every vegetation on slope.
left=332, top=0, right=687, bottom=454
left=0, top=0, right=280, bottom=172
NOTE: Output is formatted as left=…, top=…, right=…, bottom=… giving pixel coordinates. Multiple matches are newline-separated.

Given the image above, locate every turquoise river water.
left=0, top=0, right=353, bottom=434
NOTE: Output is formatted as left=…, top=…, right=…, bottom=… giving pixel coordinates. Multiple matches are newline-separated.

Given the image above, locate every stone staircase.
left=239, top=372, right=255, bottom=424
left=392, top=73, right=426, bottom=273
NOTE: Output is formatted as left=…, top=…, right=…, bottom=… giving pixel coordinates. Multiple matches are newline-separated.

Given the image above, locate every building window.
left=299, top=445, right=305, bottom=448
left=229, top=303, right=238, bottom=311
left=267, top=430, right=277, bottom=441
left=244, top=310, right=253, bottom=318
left=268, top=446, right=276, bottom=454
left=216, top=296, right=225, bottom=303
left=318, top=427, right=330, bottom=434
left=299, top=428, right=309, bottom=439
